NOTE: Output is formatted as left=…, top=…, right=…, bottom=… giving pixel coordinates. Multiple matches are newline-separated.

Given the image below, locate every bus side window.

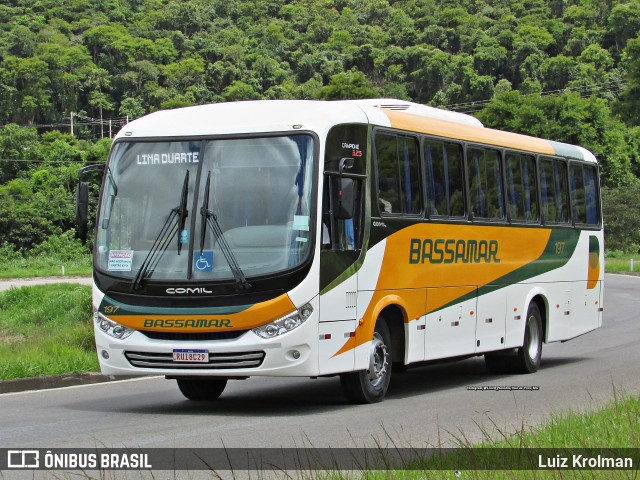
left=468, top=147, right=504, bottom=221
left=584, top=167, right=599, bottom=225
left=375, top=132, right=421, bottom=216
left=570, top=163, right=600, bottom=226
left=540, top=157, right=570, bottom=224
left=424, top=140, right=465, bottom=218
left=506, top=152, right=538, bottom=222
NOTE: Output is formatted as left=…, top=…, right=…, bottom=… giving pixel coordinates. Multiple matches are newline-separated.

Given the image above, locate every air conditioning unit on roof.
left=348, top=98, right=484, bottom=127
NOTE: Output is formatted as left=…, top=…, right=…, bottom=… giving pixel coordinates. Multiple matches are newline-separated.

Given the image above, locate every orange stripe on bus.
left=111, top=293, right=296, bottom=332
left=383, top=110, right=556, bottom=155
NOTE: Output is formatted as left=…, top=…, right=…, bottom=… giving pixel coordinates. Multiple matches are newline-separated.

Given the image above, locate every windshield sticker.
left=180, top=229, right=189, bottom=244
left=293, top=215, right=310, bottom=231
left=108, top=250, right=133, bottom=271
left=136, top=151, right=199, bottom=166
left=296, top=237, right=308, bottom=243
left=193, top=251, right=214, bottom=272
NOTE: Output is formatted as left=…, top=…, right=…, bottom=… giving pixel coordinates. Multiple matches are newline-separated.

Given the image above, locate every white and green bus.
left=77, top=99, right=603, bottom=403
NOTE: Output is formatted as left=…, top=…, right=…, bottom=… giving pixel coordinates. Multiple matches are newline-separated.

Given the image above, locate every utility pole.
left=70, top=112, right=74, bottom=136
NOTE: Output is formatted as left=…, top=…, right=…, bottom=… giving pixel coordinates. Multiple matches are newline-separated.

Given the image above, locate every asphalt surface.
left=0, top=274, right=638, bottom=451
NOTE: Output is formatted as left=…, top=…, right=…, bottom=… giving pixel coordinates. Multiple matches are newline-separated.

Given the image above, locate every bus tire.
left=340, top=318, right=392, bottom=404
left=176, top=378, right=227, bottom=401
left=512, top=302, right=543, bottom=373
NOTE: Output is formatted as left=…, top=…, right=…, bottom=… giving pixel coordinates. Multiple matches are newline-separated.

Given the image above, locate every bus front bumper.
left=94, top=317, right=320, bottom=378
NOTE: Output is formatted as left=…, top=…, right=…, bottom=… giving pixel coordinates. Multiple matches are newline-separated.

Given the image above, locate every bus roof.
left=116, top=99, right=597, bottom=164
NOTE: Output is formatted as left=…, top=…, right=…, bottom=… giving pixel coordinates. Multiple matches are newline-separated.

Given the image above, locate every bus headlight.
left=253, top=303, right=313, bottom=339
left=93, top=309, right=135, bottom=340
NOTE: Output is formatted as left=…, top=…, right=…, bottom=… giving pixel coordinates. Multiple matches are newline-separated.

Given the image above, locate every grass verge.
left=604, top=252, right=640, bottom=274
left=360, top=391, right=639, bottom=479
left=0, top=254, right=93, bottom=279
left=0, top=284, right=97, bottom=380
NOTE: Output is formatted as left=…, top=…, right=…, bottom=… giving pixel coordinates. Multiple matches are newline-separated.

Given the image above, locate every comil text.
left=409, top=238, right=500, bottom=264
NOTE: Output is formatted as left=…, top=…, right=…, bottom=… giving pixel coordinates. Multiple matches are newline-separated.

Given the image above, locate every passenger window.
left=424, top=140, right=465, bottom=217
left=467, top=147, right=504, bottom=220
left=505, top=152, right=538, bottom=222
left=540, top=157, right=570, bottom=224
left=570, top=163, right=600, bottom=226
left=375, top=133, right=421, bottom=215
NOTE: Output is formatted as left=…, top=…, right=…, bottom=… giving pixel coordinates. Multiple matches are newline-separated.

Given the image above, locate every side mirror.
left=75, top=182, right=89, bottom=225
left=338, top=157, right=354, bottom=173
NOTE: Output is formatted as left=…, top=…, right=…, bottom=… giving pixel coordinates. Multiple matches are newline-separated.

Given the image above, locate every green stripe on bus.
left=99, top=296, right=251, bottom=316
left=430, top=229, right=580, bottom=313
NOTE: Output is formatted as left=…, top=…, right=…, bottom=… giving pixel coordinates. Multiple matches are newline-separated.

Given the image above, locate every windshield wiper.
left=131, top=171, right=189, bottom=290
left=200, top=171, right=251, bottom=291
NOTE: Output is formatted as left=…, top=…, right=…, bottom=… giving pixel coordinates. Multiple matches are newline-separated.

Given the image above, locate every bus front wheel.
left=176, top=378, right=227, bottom=401
left=340, top=318, right=392, bottom=404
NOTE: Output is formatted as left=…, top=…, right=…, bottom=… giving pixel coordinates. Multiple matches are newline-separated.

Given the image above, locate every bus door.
left=319, top=156, right=366, bottom=374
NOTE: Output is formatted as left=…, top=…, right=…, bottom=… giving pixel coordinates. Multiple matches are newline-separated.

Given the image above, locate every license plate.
left=172, top=349, right=209, bottom=363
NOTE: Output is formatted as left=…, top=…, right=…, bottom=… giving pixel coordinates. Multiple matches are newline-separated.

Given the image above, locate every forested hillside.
left=1, top=0, right=640, bottom=254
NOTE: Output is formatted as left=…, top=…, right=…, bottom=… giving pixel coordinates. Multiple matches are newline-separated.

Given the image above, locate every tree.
left=602, top=185, right=640, bottom=252
left=617, top=35, right=640, bottom=125
left=540, top=55, right=577, bottom=91
left=0, top=124, right=39, bottom=183
left=88, top=91, right=115, bottom=138
left=119, top=97, right=145, bottom=119
left=318, top=69, right=380, bottom=100
left=222, top=80, right=261, bottom=101
left=608, top=0, right=640, bottom=51
left=1, top=56, right=52, bottom=124
left=478, top=91, right=638, bottom=187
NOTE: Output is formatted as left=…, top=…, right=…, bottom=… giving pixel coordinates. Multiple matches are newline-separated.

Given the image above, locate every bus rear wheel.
left=176, top=378, right=227, bottom=401
left=484, top=302, right=543, bottom=374
left=484, top=303, right=543, bottom=373
left=340, top=318, right=392, bottom=404
left=513, top=302, right=543, bottom=373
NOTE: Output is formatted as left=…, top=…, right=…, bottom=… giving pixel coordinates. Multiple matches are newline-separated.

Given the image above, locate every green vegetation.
left=489, top=394, right=639, bottom=450
left=602, top=185, right=640, bottom=253
left=605, top=251, right=640, bottom=274
left=0, top=254, right=92, bottom=278
left=0, top=284, right=97, bottom=380
left=0, top=230, right=92, bottom=278
left=2, top=0, right=640, bottom=133
left=1, top=0, right=640, bottom=260
left=361, top=393, right=639, bottom=478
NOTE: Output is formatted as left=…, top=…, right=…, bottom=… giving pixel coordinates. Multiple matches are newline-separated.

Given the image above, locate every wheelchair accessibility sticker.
left=193, top=251, right=213, bottom=272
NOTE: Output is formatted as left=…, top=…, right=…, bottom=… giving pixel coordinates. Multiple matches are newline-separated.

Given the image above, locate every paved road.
left=0, top=274, right=638, bottom=451
left=0, top=276, right=93, bottom=292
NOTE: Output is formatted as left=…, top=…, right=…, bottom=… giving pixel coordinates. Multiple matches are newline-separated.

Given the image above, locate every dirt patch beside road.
left=0, top=276, right=93, bottom=292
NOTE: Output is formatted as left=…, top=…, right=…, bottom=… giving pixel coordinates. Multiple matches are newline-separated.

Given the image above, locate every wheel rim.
left=367, top=332, right=389, bottom=389
left=526, top=314, right=540, bottom=360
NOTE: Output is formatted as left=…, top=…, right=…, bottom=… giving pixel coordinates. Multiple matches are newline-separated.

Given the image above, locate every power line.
left=0, top=114, right=129, bottom=137
left=444, top=80, right=627, bottom=114
left=0, top=159, right=89, bottom=164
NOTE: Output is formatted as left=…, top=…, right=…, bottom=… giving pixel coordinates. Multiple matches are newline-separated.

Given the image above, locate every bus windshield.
left=95, top=135, right=315, bottom=283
